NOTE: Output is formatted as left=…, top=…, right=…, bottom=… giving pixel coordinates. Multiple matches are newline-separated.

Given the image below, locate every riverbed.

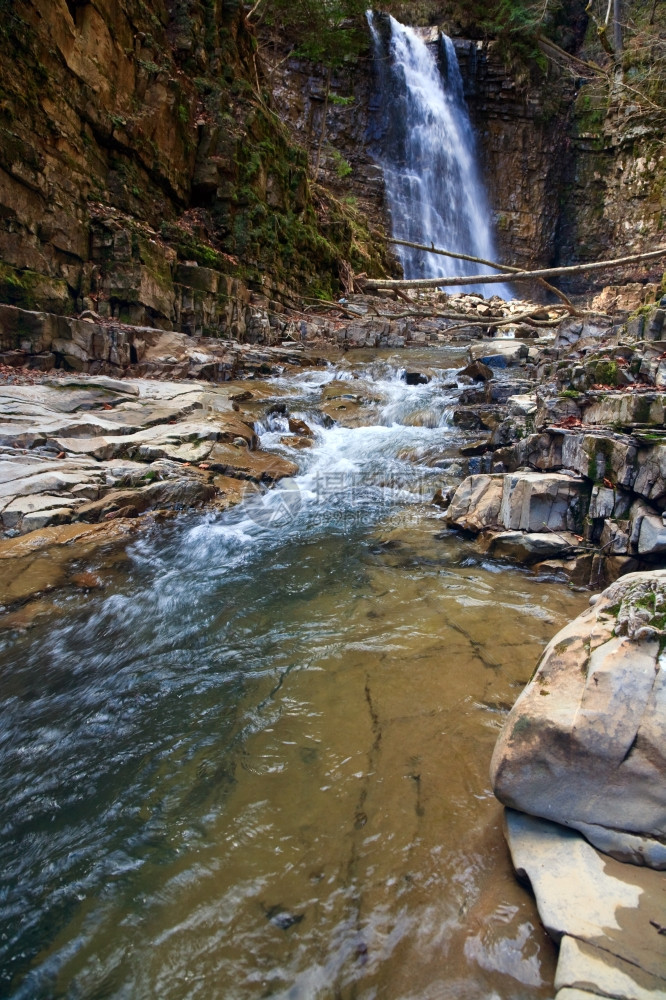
left=0, top=350, right=589, bottom=999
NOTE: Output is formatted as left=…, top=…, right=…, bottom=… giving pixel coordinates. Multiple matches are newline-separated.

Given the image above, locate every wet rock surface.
left=0, top=374, right=299, bottom=607
left=504, top=810, right=666, bottom=1000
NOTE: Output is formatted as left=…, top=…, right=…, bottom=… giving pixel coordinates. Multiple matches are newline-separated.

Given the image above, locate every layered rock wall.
left=455, top=40, right=574, bottom=272
left=0, top=0, right=372, bottom=333
left=267, top=12, right=664, bottom=290
left=0, top=1, right=664, bottom=327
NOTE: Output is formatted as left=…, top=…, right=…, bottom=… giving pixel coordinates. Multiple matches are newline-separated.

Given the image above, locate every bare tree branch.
left=382, top=236, right=578, bottom=310
left=361, top=246, right=666, bottom=291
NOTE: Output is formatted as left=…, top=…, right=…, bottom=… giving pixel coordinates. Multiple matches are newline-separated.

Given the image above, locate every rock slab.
left=446, top=470, right=589, bottom=535
left=504, top=810, right=666, bottom=999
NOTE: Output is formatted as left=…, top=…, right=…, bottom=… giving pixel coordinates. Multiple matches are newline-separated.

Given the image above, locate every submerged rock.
left=492, top=571, right=666, bottom=869
left=483, top=530, right=580, bottom=564
left=288, top=417, right=314, bottom=437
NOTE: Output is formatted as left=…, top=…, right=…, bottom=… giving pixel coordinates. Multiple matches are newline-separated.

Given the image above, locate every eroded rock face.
left=446, top=471, right=589, bottom=535
left=491, top=571, right=666, bottom=869
left=0, top=0, right=370, bottom=326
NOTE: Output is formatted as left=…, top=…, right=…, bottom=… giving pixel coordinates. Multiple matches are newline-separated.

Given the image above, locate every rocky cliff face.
left=0, top=0, right=382, bottom=337
left=556, top=101, right=666, bottom=289
left=0, top=1, right=663, bottom=330
left=267, top=7, right=664, bottom=292
left=455, top=39, right=575, bottom=273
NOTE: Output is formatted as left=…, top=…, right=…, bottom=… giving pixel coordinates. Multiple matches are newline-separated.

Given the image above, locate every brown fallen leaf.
left=56, top=451, right=66, bottom=459
left=555, top=416, right=582, bottom=428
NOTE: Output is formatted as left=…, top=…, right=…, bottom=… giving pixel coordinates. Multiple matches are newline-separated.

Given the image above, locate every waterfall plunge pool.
left=0, top=351, right=587, bottom=999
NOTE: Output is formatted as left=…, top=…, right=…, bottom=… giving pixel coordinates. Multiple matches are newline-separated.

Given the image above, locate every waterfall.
left=368, top=13, right=511, bottom=299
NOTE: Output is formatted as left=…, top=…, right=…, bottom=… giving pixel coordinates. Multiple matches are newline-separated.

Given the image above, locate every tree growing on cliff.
left=246, top=0, right=369, bottom=66
left=246, top=0, right=369, bottom=178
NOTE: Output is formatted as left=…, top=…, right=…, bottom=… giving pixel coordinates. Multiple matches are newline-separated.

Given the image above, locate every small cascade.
left=368, top=13, right=511, bottom=298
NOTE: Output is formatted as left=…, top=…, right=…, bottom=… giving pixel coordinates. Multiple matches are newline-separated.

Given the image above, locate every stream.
left=0, top=350, right=588, bottom=999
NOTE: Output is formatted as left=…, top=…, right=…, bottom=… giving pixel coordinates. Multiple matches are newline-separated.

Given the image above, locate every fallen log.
left=383, top=237, right=577, bottom=309
left=361, top=246, right=666, bottom=291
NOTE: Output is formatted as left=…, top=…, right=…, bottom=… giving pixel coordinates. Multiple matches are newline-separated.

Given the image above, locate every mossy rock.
left=0, top=264, right=73, bottom=314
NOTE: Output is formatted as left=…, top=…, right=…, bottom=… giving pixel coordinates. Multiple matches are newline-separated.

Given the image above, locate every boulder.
left=470, top=341, right=529, bottom=366
left=492, top=432, right=564, bottom=473
left=600, top=518, right=631, bottom=555
left=492, top=571, right=666, bottom=868
left=447, top=471, right=589, bottom=535
left=280, top=435, right=313, bottom=450
left=486, top=380, right=535, bottom=405
left=634, top=442, right=666, bottom=503
left=560, top=432, right=638, bottom=490
left=288, top=417, right=314, bottom=437
left=445, top=474, right=504, bottom=532
left=636, top=512, right=666, bottom=556
left=458, top=359, right=494, bottom=382
left=504, top=810, right=666, bottom=996
left=402, top=371, right=430, bottom=386
left=485, top=530, right=580, bottom=564
left=507, top=393, right=537, bottom=417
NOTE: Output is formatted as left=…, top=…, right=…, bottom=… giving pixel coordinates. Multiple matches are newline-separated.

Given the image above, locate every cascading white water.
left=368, top=14, right=512, bottom=298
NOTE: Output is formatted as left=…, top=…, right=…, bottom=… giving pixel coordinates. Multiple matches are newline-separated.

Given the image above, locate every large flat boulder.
left=470, top=341, right=530, bottom=367
left=504, top=810, right=666, bottom=998
left=492, top=571, right=666, bottom=868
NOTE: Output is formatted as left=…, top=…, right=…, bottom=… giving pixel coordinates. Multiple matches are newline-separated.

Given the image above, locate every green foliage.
left=387, top=0, right=588, bottom=76
left=329, top=148, right=352, bottom=178
left=260, top=0, right=369, bottom=67
left=159, top=223, right=229, bottom=271
left=138, top=58, right=162, bottom=75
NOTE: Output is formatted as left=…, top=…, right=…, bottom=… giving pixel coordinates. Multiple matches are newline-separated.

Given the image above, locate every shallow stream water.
left=0, top=350, right=588, bottom=999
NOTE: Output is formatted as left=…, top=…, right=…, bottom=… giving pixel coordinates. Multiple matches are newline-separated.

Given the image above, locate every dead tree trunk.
left=361, top=247, right=666, bottom=292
